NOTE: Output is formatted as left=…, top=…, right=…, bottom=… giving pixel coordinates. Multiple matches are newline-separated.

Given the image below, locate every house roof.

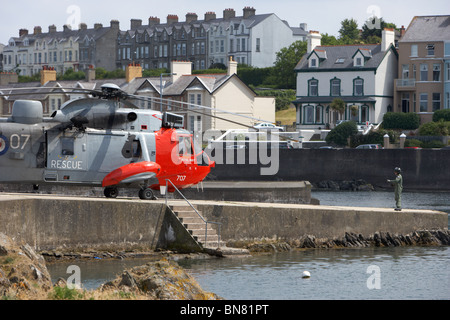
left=295, top=43, right=393, bottom=72
left=400, top=15, right=450, bottom=42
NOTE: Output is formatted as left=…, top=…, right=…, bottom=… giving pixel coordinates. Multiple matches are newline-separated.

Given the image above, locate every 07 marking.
left=10, top=134, right=30, bottom=150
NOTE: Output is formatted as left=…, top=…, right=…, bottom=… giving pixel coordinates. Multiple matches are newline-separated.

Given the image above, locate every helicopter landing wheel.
left=104, top=186, right=119, bottom=198
left=139, top=188, right=154, bottom=200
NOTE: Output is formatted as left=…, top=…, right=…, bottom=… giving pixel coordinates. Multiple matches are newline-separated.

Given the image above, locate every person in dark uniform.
left=387, top=167, right=403, bottom=211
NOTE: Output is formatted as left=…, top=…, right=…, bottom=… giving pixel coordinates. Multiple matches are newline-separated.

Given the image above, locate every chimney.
left=204, top=12, right=216, bottom=21
left=79, top=23, right=87, bottom=30
left=300, top=23, right=307, bottom=31
left=63, top=24, right=72, bottom=33
left=33, top=26, right=42, bottom=35
left=0, top=72, right=19, bottom=85
left=130, top=19, right=142, bottom=29
left=125, top=63, right=142, bottom=83
left=243, top=7, right=256, bottom=19
left=186, top=12, right=198, bottom=24
left=223, top=8, right=236, bottom=20
left=400, top=25, right=406, bottom=38
left=148, top=16, right=160, bottom=26
left=110, top=20, right=120, bottom=30
left=85, top=65, right=96, bottom=82
left=48, top=25, right=57, bottom=33
left=40, top=66, right=57, bottom=85
left=307, top=30, right=321, bottom=54
left=170, top=60, right=192, bottom=82
left=381, top=28, right=395, bottom=51
left=94, top=23, right=103, bottom=30
left=19, top=29, right=28, bottom=37
left=167, top=15, right=179, bottom=25
left=227, top=56, right=237, bottom=76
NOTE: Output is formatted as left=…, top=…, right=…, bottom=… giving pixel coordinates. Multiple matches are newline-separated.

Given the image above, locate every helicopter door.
left=45, top=130, right=87, bottom=181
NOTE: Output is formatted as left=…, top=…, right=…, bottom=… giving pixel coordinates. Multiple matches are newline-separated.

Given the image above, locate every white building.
left=207, top=7, right=308, bottom=68
left=293, top=29, right=398, bottom=130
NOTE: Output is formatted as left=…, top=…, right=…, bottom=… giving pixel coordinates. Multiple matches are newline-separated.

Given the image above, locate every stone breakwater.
left=229, top=229, right=450, bottom=252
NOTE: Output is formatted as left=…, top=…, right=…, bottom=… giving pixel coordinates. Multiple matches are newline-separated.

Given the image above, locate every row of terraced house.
left=1, top=7, right=307, bottom=76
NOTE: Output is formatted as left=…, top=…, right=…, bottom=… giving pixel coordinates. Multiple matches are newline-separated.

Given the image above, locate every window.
left=315, top=106, right=323, bottom=124
left=420, top=64, right=428, bottom=81
left=61, top=137, right=74, bottom=156
left=446, top=63, right=450, bottom=81
left=331, top=79, right=341, bottom=96
left=241, top=39, right=246, bottom=51
left=335, top=58, right=345, bottom=64
left=308, top=79, right=318, bottom=96
left=432, top=93, right=441, bottom=111
left=402, top=65, right=409, bottom=79
left=427, top=44, right=435, bottom=56
left=310, top=58, right=317, bottom=67
left=354, top=78, right=364, bottom=96
left=433, top=64, right=441, bottom=81
left=361, top=105, right=369, bottom=123
left=411, top=44, right=418, bottom=57
left=355, top=57, right=362, bottom=66
left=420, top=93, right=428, bottom=112
left=256, top=38, right=260, bottom=52
left=304, top=105, right=314, bottom=124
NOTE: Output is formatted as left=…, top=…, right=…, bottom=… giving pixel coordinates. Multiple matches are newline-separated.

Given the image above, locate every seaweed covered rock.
left=101, top=258, right=222, bottom=300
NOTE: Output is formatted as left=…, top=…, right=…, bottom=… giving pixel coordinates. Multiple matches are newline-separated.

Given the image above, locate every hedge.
left=382, top=112, right=420, bottom=130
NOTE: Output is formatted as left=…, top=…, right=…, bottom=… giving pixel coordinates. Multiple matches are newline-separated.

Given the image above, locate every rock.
left=0, top=233, right=53, bottom=299
left=100, top=258, right=222, bottom=300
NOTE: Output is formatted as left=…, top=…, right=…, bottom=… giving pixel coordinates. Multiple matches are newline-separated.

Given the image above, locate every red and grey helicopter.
left=0, top=83, right=215, bottom=199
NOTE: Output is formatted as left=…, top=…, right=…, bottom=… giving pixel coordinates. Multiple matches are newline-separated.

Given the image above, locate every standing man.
left=387, top=167, right=403, bottom=211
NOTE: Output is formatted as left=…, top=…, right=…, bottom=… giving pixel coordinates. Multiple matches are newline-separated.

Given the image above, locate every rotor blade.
left=127, top=93, right=275, bottom=124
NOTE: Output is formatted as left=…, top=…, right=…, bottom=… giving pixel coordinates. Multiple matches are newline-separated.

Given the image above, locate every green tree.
left=330, top=98, right=346, bottom=122
left=361, top=17, right=397, bottom=44
left=272, top=40, right=307, bottom=89
left=325, top=120, right=358, bottom=146
left=321, top=33, right=341, bottom=46
left=339, top=18, right=360, bottom=44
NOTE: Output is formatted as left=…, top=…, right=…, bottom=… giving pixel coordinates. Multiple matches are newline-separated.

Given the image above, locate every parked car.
left=356, top=144, right=383, bottom=149
left=253, top=122, right=284, bottom=131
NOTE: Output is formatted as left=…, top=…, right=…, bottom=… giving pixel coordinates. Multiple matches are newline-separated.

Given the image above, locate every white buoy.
left=302, top=271, right=311, bottom=278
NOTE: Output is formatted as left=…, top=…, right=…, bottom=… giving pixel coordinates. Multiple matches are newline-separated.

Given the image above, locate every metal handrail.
left=165, top=179, right=221, bottom=248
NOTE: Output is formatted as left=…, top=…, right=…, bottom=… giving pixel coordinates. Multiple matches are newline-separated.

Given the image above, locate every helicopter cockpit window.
left=61, top=137, right=74, bottom=156
left=178, top=136, right=193, bottom=156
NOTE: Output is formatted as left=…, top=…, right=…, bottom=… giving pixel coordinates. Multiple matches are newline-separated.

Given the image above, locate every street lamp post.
left=160, top=72, right=176, bottom=112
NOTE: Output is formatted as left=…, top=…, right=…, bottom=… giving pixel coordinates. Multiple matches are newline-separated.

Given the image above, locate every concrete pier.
left=0, top=193, right=447, bottom=253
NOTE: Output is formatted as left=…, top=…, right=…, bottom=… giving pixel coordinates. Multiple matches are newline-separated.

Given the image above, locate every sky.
left=1, top=0, right=448, bottom=45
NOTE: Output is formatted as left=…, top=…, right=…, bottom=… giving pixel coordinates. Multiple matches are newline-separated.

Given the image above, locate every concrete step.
left=170, top=204, right=222, bottom=248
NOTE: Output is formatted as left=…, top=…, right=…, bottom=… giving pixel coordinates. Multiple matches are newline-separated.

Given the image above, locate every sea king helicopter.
left=0, top=83, right=217, bottom=199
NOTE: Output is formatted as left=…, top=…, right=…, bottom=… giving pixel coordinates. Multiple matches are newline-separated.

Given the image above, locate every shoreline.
left=40, top=228, right=450, bottom=264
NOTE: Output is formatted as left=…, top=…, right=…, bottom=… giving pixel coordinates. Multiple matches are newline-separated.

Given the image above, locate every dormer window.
left=355, top=57, right=362, bottom=66
left=311, top=58, right=317, bottom=67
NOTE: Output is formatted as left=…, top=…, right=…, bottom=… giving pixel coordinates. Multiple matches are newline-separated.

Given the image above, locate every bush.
left=418, top=121, right=450, bottom=136
left=404, top=139, right=422, bottom=148
left=326, top=121, right=358, bottom=146
left=421, top=140, right=445, bottom=148
left=432, top=109, right=450, bottom=122
left=382, top=112, right=420, bottom=130
left=350, top=131, right=384, bottom=148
